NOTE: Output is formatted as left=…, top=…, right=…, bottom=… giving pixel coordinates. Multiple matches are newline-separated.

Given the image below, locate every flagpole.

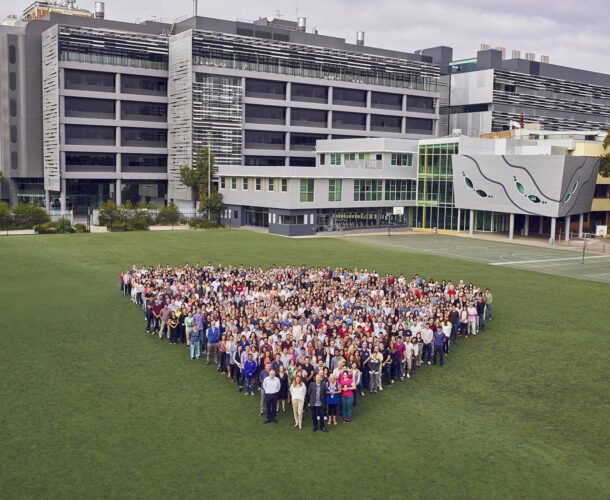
left=207, top=139, right=211, bottom=220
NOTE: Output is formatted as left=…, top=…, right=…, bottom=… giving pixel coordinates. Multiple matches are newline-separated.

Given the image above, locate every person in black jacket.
left=306, top=373, right=328, bottom=432
left=476, top=297, right=486, bottom=332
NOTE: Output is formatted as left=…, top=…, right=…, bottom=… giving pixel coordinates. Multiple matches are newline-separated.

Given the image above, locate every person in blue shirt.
left=242, top=353, right=258, bottom=396
left=206, top=324, right=220, bottom=366
left=433, top=330, right=445, bottom=367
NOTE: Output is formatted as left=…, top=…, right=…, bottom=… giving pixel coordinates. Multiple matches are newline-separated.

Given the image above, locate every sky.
left=12, top=0, right=610, bottom=74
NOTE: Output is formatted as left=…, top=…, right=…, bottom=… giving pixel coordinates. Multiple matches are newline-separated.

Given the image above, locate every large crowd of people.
left=120, top=263, right=493, bottom=431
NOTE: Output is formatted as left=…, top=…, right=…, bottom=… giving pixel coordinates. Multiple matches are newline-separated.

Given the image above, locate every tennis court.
left=338, top=233, right=610, bottom=284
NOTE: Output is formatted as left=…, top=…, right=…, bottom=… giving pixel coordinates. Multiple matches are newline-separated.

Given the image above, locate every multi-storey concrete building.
left=0, top=2, right=442, bottom=212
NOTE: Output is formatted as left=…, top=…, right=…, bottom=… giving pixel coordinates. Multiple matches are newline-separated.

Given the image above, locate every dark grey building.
left=440, top=48, right=610, bottom=136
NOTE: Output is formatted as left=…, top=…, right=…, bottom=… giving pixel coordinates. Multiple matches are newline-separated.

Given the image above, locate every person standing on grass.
left=432, top=329, right=445, bottom=367
left=193, top=308, right=205, bottom=353
left=484, top=288, right=493, bottom=320
left=243, top=353, right=257, bottom=396
left=307, top=373, right=328, bottom=432
left=368, top=346, right=382, bottom=393
left=338, top=367, right=355, bottom=423
left=184, top=311, right=193, bottom=347
left=421, top=322, right=433, bottom=364
left=206, top=323, right=220, bottom=365
left=276, top=364, right=289, bottom=413
left=476, top=297, right=486, bottom=332
left=259, top=363, right=270, bottom=416
left=158, top=304, right=170, bottom=340
left=449, top=306, right=459, bottom=344
left=289, top=374, right=306, bottom=429
left=262, top=369, right=280, bottom=424
left=351, top=361, right=362, bottom=406
left=442, top=318, right=452, bottom=355
left=189, top=327, right=201, bottom=360
left=467, top=302, right=478, bottom=336
left=168, top=313, right=179, bottom=345
left=325, top=374, right=340, bottom=426
left=394, top=336, right=406, bottom=381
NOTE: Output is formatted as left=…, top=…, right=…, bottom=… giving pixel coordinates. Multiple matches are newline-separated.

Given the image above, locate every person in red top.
left=338, top=368, right=356, bottom=423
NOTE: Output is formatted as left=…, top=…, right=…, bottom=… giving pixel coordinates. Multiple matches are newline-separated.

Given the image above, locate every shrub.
left=74, top=223, right=88, bottom=233
left=54, top=217, right=75, bottom=234
left=156, top=202, right=181, bottom=225
left=0, top=202, right=12, bottom=231
left=12, top=204, right=50, bottom=229
left=34, top=222, right=57, bottom=234
left=187, top=219, right=223, bottom=229
left=98, top=200, right=121, bottom=227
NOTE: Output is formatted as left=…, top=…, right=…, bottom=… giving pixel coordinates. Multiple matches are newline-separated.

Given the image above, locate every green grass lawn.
left=1, top=230, right=608, bottom=499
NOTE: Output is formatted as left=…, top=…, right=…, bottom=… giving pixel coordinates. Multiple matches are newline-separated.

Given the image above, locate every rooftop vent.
left=94, top=1, right=104, bottom=19
left=511, top=49, right=521, bottom=59
left=297, top=16, right=306, bottom=32
left=495, top=47, right=506, bottom=59
left=480, top=43, right=491, bottom=51
left=540, top=55, right=550, bottom=64
left=525, top=52, right=536, bottom=61
left=356, top=31, right=365, bottom=46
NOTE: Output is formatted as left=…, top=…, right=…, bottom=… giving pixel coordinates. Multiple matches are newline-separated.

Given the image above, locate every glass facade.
left=391, top=153, right=413, bottom=166
left=416, top=141, right=458, bottom=229
left=354, top=180, right=383, bottom=201
left=300, top=179, right=314, bottom=202
left=384, top=180, right=416, bottom=200
left=328, top=179, right=342, bottom=201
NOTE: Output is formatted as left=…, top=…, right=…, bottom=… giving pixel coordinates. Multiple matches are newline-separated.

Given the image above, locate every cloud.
left=79, top=0, right=609, bottom=73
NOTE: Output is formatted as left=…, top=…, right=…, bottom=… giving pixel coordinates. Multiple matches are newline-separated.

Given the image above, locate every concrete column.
left=60, top=179, right=67, bottom=212
left=285, top=81, right=291, bottom=102
left=538, top=216, right=544, bottom=235
left=365, top=113, right=371, bottom=132
left=457, top=208, right=461, bottom=232
left=524, top=215, right=529, bottom=236
left=469, top=209, right=474, bottom=235
left=564, top=215, right=571, bottom=241
left=578, top=213, right=584, bottom=238
left=115, top=179, right=122, bottom=205
left=508, top=213, right=515, bottom=240
left=490, top=211, right=495, bottom=232
left=550, top=217, right=556, bottom=244
left=401, top=116, right=406, bottom=134
left=366, top=90, right=371, bottom=109
left=45, top=191, right=50, bottom=211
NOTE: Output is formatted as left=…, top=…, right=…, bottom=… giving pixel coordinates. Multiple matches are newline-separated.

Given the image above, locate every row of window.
left=319, top=152, right=414, bottom=166
left=300, top=179, right=417, bottom=203
left=245, top=79, right=435, bottom=111
left=64, top=70, right=168, bottom=96
left=221, top=177, right=289, bottom=193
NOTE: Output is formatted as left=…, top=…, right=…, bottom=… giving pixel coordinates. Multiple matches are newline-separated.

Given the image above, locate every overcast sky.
left=39, top=0, right=610, bottom=73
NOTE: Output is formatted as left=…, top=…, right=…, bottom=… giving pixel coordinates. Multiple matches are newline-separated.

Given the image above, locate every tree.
left=203, top=191, right=224, bottom=222
left=179, top=147, right=215, bottom=207
left=599, top=125, right=610, bottom=178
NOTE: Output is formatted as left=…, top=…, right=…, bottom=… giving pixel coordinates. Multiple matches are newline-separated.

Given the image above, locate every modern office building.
left=219, top=132, right=601, bottom=238
left=0, top=1, right=442, bottom=211
left=439, top=47, right=610, bottom=136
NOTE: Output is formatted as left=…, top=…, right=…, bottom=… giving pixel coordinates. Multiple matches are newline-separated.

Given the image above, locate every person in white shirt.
left=262, top=370, right=281, bottom=424
left=289, top=374, right=307, bottom=429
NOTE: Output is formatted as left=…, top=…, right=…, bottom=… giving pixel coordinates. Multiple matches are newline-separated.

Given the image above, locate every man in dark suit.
left=306, top=373, right=328, bottom=432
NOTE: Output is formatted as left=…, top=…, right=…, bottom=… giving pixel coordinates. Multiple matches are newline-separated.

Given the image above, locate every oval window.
left=571, top=181, right=578, bottom=194
left=464, top=177, right=473, bottom=189
left=475, top=189, right=487, bottom=198
left=516, top=182, right=525, bottom=194
left=528, top=195, right=541, bottom=203
left=564, top=193, right=571, bottom=203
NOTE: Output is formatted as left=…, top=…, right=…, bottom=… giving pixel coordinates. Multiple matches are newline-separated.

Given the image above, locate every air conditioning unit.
left=540, top=55, right=550, bottom=64
left=511, top=49, right=521, bottom=59
left=525, top=52, right=536, bottom=61
left=480, top=43, right=491, bottom=51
